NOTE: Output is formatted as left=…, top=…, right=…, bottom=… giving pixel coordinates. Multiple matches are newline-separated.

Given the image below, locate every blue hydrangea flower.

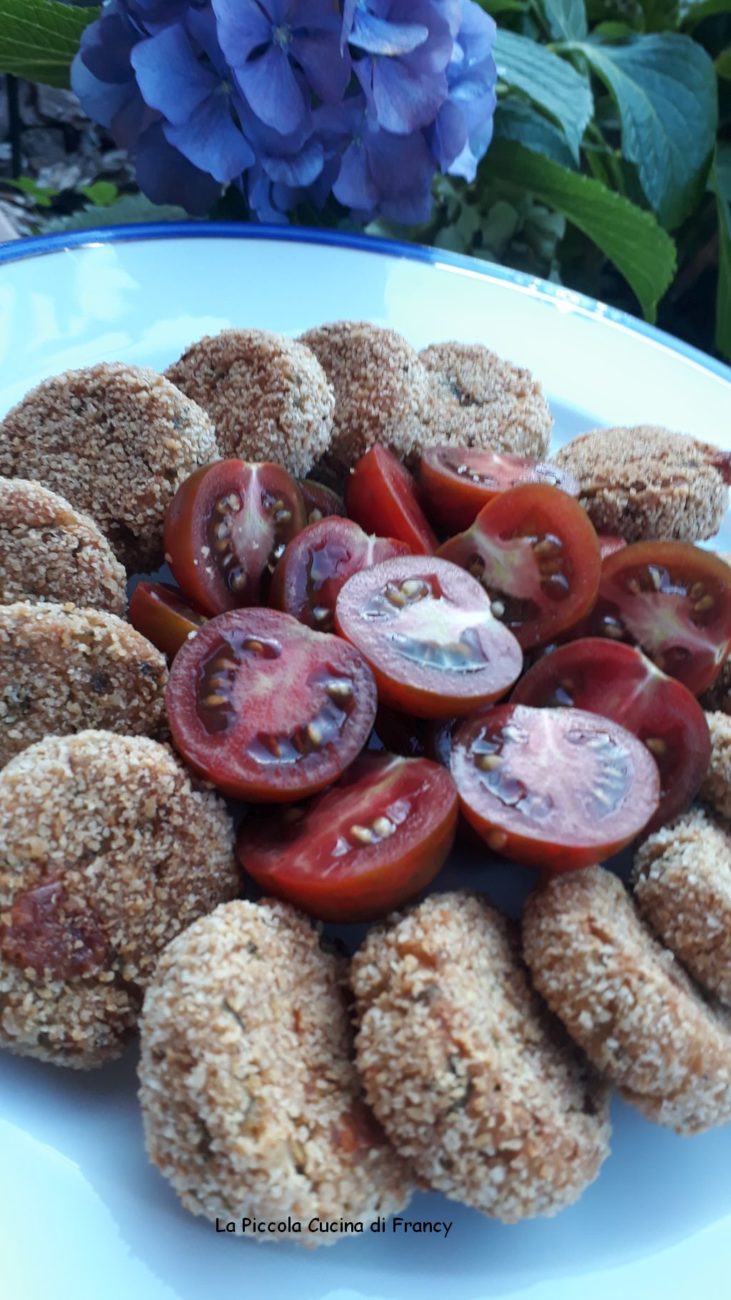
left=71, top=0, right=497, bottom=224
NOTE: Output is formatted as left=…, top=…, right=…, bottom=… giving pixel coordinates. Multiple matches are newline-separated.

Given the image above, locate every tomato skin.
left=237, top=752, right=458, bottom=922
left=269, top=517, right=410, bottom=632
left=165, top=607, right=377, bottom=802
left=436, top=483, right=601, bottom=650
left=599, top=534, right=626, bottom=562
left=590, top=541, right=731, bottom=695
left=450, top=703, right=660, bottom=871
left=346, top=445, right=437, bottom=555
left=418, top=445, right=579, bottom=535
left=164, top=460, right=306, bottom=616
left=128, top=581, right=207, bottom=659
left=335, top=554, right=523, bottom=719
left=299, top=479, right=344, bottom=524
left=511, top=638, right=711, bottom=831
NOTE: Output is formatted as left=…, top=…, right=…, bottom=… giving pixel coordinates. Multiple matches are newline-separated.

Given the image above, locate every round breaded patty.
left=138, top=899, right=412, bottom=1244
left=0, top=731, right=238, bottom=1068
left=0, top=602, right=168, bottom=768
left=633, top=807, right=731, bottom=1007
left=700, top=710, right=731, bottom=820
left=350, top=891, right=610, bottom=1223
left=165, top=329, right=334, bottom=478
left=553, top=426, right=730, bottom=542
left=0, top=363, right=218, bottom=569
left=0, top=477, right=126, bottom=614
left=419, top=342, right=552, bottom=460
left=300, top=322, right=431, bottom=480
left=523, top=867, right=731, bottom=1134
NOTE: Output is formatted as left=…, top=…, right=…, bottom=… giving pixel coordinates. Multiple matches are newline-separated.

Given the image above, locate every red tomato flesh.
left=511, top=638, right=710, bottom=831
left=238, top=752, right=458, bottom=921
left=599, top=535, right=626, bottom=561
left=128, top=581, right=207, bottom=659
left=164, top=459, right=306, bottom=615
left=299, top=479, right=344, bottom=524
left=166, top=608, right=377, bottom=801
left=346, top=445, right=437, bottom=555
left=418, top=445, right=579, bottom=535
left=437, top=483, right=601, bottom=650
left=270, top=517, right=410, bottom=632
left=590, top=541, right=731, bottom=694
left=451, top=703, right=660, bottom=871
left=335, top=554, right=523, bottom=719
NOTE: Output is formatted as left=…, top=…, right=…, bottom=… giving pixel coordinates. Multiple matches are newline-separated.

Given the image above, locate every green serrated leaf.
left=0, top=0, right=99, bottom=88
left=494, top=97, right=576, bottom=168
left=680, top=0, right=731, bottom=28
left=717, top=46, right=731, bottom=77
left=483, top=137, right=676, bottom=320
left=493, top=29, right=593, bottom=161
left=576, top=34, right=717, bottom=228
left=543, top=0, right=588, bottom=40
left=712, top=149, right=731, bottom=357
left=37, top=193, right=190, bottom=234
left=79, top=180, right=119, bottom=208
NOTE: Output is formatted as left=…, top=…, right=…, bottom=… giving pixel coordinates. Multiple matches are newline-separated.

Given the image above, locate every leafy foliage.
left=0, top=0, right=98, bottom=88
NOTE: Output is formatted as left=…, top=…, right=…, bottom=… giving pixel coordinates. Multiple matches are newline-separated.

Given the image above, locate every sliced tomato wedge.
left=237, top=752, right=458, bottom=921
left=128, top=581, right=207, bottom=659
left=598, top=534, right=626, bottom=562
left=299, top=478, right=344, bottom=524
left=270, top=517, right=410, bottom=633
left=437, top=484, right=601, bottom=650
left=418, top=445, right=579, bottom=535
left=164, top=460, right=306, bottom=615
left=590, top=541, right=731, bottom=694
left=335, top=554, right=523, bottom=719
left=166, top=608, right=377, bottom=801
left=346, top=445, right=437, bottom=555
left=511, top=638, right=711, bottom=831
left=450, top=703, right=660, bottom=871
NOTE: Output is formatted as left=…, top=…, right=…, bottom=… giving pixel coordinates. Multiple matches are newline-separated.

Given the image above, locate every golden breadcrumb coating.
left=700, top=710, right=731, bottom=820
left=633, top=806, right=731, bottom=1007
left=418, top=342, right=553, bottom=460
left=0, top=363, right=218, bottom=570
left=0, top=731, right=238, bottom=1069
left=0, top=602, right=167, bottom=768
left=523, top=867, right=731, bottom=1134
left=350, top=891, right=610, bottom=1223
left=553, top=426, right=729, bottom=542
left=165, top=329, right=334, bottom=478
left=138, top=899, right=413, bottom=1245
left=301, top=321, right=431, bottom=480
left=0, top=477, right=126, bottom=614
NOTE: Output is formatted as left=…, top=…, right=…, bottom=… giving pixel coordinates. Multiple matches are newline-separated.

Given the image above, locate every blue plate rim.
left=1, top=220, right=730, bottom=387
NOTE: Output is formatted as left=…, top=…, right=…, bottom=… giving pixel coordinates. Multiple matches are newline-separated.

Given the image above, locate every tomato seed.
left=476, top=753, right=501, bottom=771
left=695, top=594, right=714, bottom=612
left=645, top=737, right=667, bottom=756
left=351, top=824, right=376, bottom=844
left=325, top=679, right=353, bottom=698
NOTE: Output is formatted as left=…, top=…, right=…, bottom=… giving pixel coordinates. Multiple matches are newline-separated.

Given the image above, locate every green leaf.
left=4, top=176, right=58, bottom=206
left=477, top=0, right=528, bottom=13
left=717, top=46, right=731, bottom=77
left=0, top=0, right=99, bottom=88
left=681, top=0, right=731, bottom=28
left=37, top=194, right=190, bottom=233
left=713, top=144, right=731, bottom=357
left=576, top=34, right=718, bottom=228
left=543, top=0, right=588, bottom=39
left=494, top=97, right=576, bottom=168
left=493, top=29, right=593, bottom=161
left=79, top=180, right=119, bottom=208
left=483, top=137, right=676, bottom=320
left=641, top=0, right=680, bottom=31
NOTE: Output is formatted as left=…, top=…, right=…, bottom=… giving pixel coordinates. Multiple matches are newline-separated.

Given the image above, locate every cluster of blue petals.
left=72, top=0, right=497, bottom=222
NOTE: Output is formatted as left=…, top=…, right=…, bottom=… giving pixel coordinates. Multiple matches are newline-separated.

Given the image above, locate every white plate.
left=1, top=226, right=730, bottom=1300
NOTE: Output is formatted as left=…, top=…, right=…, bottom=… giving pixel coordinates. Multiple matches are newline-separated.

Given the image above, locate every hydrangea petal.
left=136, top=121, right=221, bottom=214
left=291, top=31, right=351, bottom=103
left=349, top=11, right=429, bottom=56
left=372, top=54, right=447, bottom=133
left=164, top=94, right=254, bottom=182
left=233, top=44, right=307, bottom=133
left=262, top=136, right=324, bottom=186
left=131, top=25, right=217, bottom=125
left=211, top=0, right=271, bottom=60
left=80, top=11, right=137, bottom=85
left=71, top=51, right=134, bottom=130
left=334, top=139, right=379, bottom=212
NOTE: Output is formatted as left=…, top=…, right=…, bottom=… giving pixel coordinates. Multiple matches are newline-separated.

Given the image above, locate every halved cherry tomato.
left=164, top=460, right=306, bottom=616
left=599, top=534, right=626, bottom=562
left=450, top=703, right=660, bottom=871
left=417, top=445, right=579, bottom=535
left=335, top=554, right=523, bottom=719
left=589, top=541, right=731, bottom=694
left=346, top=445, right=437, bottom=555
left=511, top=638, right=710, bottom=831
left=128, top=581, right=207, bottom=658
left=299, top=479, right=344, bottom=524
left=270, top=517, right=410, bottom=633
left=166, top=607, right=377, bottom=801
left=237, top=752, right=458, bottom=921
left=437, top=484, right=601, bottom=650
